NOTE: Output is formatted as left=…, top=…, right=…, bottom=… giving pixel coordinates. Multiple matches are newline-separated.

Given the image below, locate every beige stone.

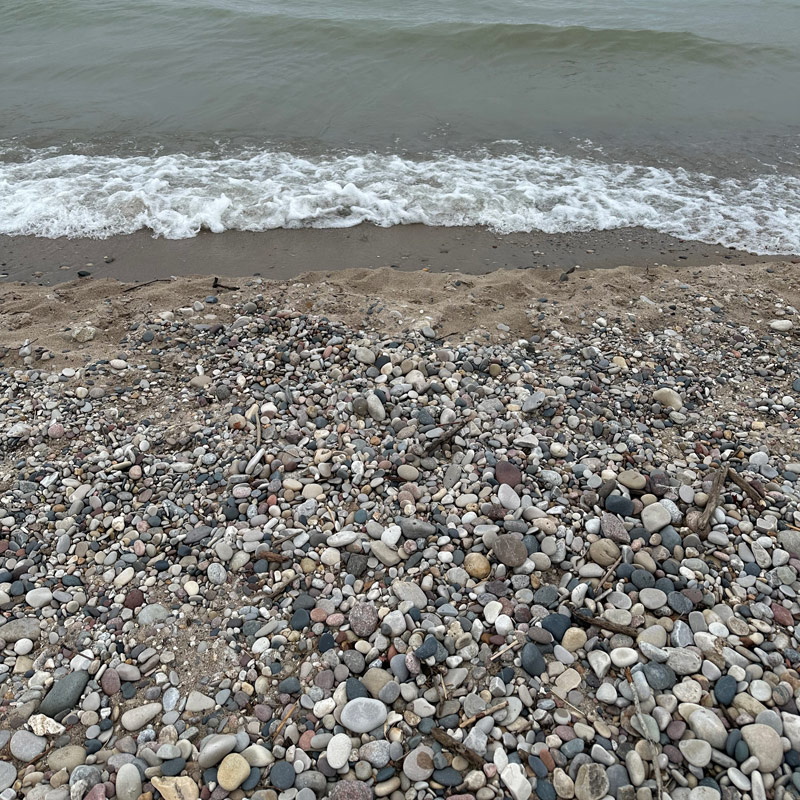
left=217, top=753, right=251, bottom=791
left=151, top=777, right=200, bottom=800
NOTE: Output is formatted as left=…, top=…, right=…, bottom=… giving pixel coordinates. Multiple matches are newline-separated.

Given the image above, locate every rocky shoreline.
left=1, top=264, right=800, bottom=800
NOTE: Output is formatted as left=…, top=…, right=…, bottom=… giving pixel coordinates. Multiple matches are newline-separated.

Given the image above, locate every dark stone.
left=269, top=761, right=296, bottom=790
left=668, top=592, right=693, bottom=614
left=161, top=758, right=186, bottom=776
left=415, top=636, right=438, bottom=659
left=39, top=670, right=90, bottom=718
left=714, top=675, right=737, bottom=706
left=521, top=643, right=547, bottom=677
left=290, top=609, right=310, bottom=630
left=431, top=768, right=462, bottom=786
left=605, top=495, right=634, bottom=516
left=540, top=614, right=571, bottom=642
left=493, top=535, right=528, bottom=567
left=496, top=461, right=522, bottom=487
left=642, top=663, right=677, bottom=691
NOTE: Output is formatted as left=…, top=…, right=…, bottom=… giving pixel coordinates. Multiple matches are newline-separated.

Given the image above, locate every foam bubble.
left=0, top=146, right=798, bottom=253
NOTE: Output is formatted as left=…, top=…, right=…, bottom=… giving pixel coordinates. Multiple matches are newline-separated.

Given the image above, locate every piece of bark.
left=727, top=468, right=765, bottom=505
left=430, top=727, right=485, bottom=770
left=569, top=607, right=639, bottom=638
left=698, top=467, right=727, bottom=531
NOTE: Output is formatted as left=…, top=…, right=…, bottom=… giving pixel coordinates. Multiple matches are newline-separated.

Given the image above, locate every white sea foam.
left=0, top=147, right=798, bottom=253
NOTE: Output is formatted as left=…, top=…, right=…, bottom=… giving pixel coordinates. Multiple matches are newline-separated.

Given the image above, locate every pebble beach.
left=2, top=261, right=800, bottom=800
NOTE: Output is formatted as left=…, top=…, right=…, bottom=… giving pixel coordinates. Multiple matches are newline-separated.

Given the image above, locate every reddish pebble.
left=310, top=608, right=328, bottom=623
left=326, top=613, right=345, bottom=626
left=495, top=460, right=521, bottom=487
left=48, top=423, right=64, bottom=439
left=772, top=602, right=794, bottom=627
left=538, top=749, right=555, bottom=772
left=84, top=784, right=106, bottom=800
left=100, top=668, right=120, bottom=695
left=297, top=730, right=315, bottom=750
left=123, top=589, right=145, bottom=609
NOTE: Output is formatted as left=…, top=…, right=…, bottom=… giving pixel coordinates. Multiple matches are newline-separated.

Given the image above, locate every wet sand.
left=0, top=225, right=786, bottom=285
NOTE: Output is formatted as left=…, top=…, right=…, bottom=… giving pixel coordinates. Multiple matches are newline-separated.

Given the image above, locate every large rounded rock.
left=116, top=764, right=143, bottom=800
left=588, top=539, right=620, bottom=567
left=10, top=731, right=46, bottom=761
left=493, top=535, right=528, bottom=567
left=217, top=753, right=251, bottom=790
left=741, top=724, right=783, bottom=772
left=326, top=733, right=353, bottom=770
left=39, top=671, right=90, bottom=718
left=120, top=702, right=162, bottom=731
left=574, top=763, right=609, bottom=800
left=348, top=603, right=379, bottom=638
left=340, top=698, right=388, bottom=733
left=403, top=746, right=435, bottom=781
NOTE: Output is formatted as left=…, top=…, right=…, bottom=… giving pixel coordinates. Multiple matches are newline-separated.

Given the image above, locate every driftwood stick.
left=460, top=700, right=509, bottom=728
left=122, top=278, right=172, bottom=293
left=421, top=417, right=473, bottom=456
left=271, top=703, right=296, bottom=741
left=727, top=468, right=765, bottom=505
left=598, top=556, right=623, bottom=588
left=698, top=467, right=727, bottom=531
left=569, top=608, right=639, bottom=638
left=490, top=640, right=522, bottom=661
left=430, top=727, right=484, bottom=770
left=212, top=276, right=239, bottom=291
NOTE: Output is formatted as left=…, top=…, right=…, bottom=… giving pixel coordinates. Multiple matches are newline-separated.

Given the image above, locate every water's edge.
left=1, top=146, right=799, bottom=254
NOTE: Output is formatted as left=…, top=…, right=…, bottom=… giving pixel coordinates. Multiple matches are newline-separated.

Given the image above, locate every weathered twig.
left=490, top=640, right=522, bottom=661
left=271, top=702, right=296, bottom=741
left=212, top=276, right=239, bottom=291
left=597, top=555, right=623, bottom=588
left=460, top=700, right=509, bottom=728
left=261, top=551, right=290, bottom=563
left=568, top=607, right=639, bottom=638
left=422, top=418, right=472, bottom=456
left=727, top=468, right=765, bottom=505
left=430, top=727, right=484, bottom=770
left=698, top=466, right=727, bottom=532
left=122, top=278, right=172, bottom=293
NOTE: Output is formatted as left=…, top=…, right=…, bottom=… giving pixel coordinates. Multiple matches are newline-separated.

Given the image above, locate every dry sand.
left=1, top=260, right=797, bottom=376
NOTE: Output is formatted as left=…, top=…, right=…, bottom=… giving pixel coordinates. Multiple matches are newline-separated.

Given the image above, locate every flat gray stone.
left=392, top=581, right=427, bottom=608
left=340, top=698, right=388, bottom=733
left=0, top=762, right=16, bottom=792
left=120, top=702, right=162, bottom=731
left=9, top=730, right=46, bottom=761
left=39, top=671, right=90, bottom=718
left=0, top=617, right=40, bottom=643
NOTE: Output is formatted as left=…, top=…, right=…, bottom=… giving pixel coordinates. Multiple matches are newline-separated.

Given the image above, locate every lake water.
left=1, top=0, right=799, bottom=252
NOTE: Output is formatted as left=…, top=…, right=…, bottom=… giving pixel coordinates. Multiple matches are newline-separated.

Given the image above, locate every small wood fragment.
left=489, top=640, right=522, bottom=661
left=459, top=700, right=509, bottom=728
left=122, top=278, right=171, bottom=293
left=568, top=607, right=639, bottom=638
left=698, top=466, right=727, bottom=531
left=271, top=702, right=296, bottom=741
left=430, top=727, right=484, bottom=770
left=727, top=468, right=765, bottom=505
left=212, top=276, right=239, bottom=291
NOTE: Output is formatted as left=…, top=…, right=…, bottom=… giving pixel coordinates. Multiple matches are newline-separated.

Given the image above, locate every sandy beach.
left=0, top=225, right=784, bottom=286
